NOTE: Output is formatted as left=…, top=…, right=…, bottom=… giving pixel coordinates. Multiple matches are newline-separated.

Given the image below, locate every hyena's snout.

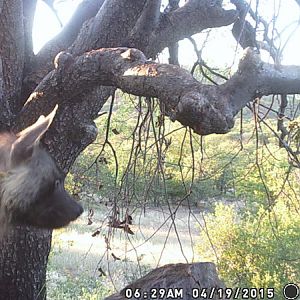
left=47, top=182, right=84, bottom=228
left=27, top=182, right=84, bottom=229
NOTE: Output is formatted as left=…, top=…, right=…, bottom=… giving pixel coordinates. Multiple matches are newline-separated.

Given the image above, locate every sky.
left=32, top=0, right=300, bottom=67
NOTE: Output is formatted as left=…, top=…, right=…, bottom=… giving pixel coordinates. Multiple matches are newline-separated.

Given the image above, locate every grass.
left=47, top=202, right=206, bottom=299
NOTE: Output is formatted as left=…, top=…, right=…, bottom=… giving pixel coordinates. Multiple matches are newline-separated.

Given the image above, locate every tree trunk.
left=1, top=1, right=299, bottom=298
left=0, top=226, right=52, bottom=300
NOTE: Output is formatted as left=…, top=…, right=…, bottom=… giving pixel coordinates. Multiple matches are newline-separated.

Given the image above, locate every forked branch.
left=20, top=48, right=300, bottom=136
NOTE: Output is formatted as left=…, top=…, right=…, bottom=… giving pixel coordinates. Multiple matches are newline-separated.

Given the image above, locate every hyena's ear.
left=10, top=105, right=58, bottom=166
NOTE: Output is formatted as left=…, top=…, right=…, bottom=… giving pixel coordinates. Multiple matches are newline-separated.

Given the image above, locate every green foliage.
left=196, top=202, right=300, bottom=298
left=288, top=117, right=300, bottom=142
left=47, top=271, right=113, bottom=300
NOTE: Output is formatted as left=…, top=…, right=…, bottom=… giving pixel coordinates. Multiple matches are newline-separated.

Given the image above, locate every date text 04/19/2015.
left=124, top=287, right=275, bottom=299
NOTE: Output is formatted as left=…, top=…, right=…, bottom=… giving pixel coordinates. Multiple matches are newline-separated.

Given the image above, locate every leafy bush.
left=196, top=202, right=300, bottom=298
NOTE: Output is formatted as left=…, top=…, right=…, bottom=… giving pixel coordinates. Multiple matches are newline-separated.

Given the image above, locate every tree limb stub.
left=20, top=48, right=300, bottom=136
left=105, top=262, right=225, bottom=300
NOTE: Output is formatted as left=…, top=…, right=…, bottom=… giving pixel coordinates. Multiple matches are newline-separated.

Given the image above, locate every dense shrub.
left=196, top=202, right=300, bottom=298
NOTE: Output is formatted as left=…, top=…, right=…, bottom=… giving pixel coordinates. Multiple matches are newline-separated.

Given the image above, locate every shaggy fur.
left=1, top=148, right=59, bottom=220
left=0, top=107, right=83, bottom=236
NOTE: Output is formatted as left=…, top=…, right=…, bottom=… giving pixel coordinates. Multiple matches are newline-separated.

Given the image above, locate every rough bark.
left=105, top=262, right=225, bottom=300
left=0, top=227, right=51, bottom=300
left=0, top=0, right=24, bottom=126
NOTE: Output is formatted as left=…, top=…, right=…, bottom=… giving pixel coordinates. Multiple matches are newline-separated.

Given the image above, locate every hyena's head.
left=0, top=106, right=83, bottom=233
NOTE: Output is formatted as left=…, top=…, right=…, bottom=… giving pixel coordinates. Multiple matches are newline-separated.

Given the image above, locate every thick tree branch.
left=29, top=0, right=236, bottom=82
left=60, top=0, right=149, bottom=165
left=23, top=0, right=37, bottom=65
left=69, top=0, right=147, bottom=54
left=18, top=48, right=300, bottom=136
left=21, top=0, right=150, bottom=171
left=22, top=0, right=237, bottom=131
left=223, top=49, right=300, bottom=114
left=24, top=0, right=105, bottom=91
left=24, top=0, right=146, bottom=112
left=37, top=0, right=105, bottom=59
left=19, top=0, right=37, bottom=111
left=127, top=0, right=161, bottom=51
left=165, top=0, right=180, bottom=65
left=0, top=0, right=25, bottom=113
left=168, top=42, right=179, bottom=65
left=146, top=0, right=238, bottom=57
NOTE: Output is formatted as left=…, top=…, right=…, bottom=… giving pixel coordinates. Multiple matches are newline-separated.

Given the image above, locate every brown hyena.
left=0, top=106, right=83, bottom=236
